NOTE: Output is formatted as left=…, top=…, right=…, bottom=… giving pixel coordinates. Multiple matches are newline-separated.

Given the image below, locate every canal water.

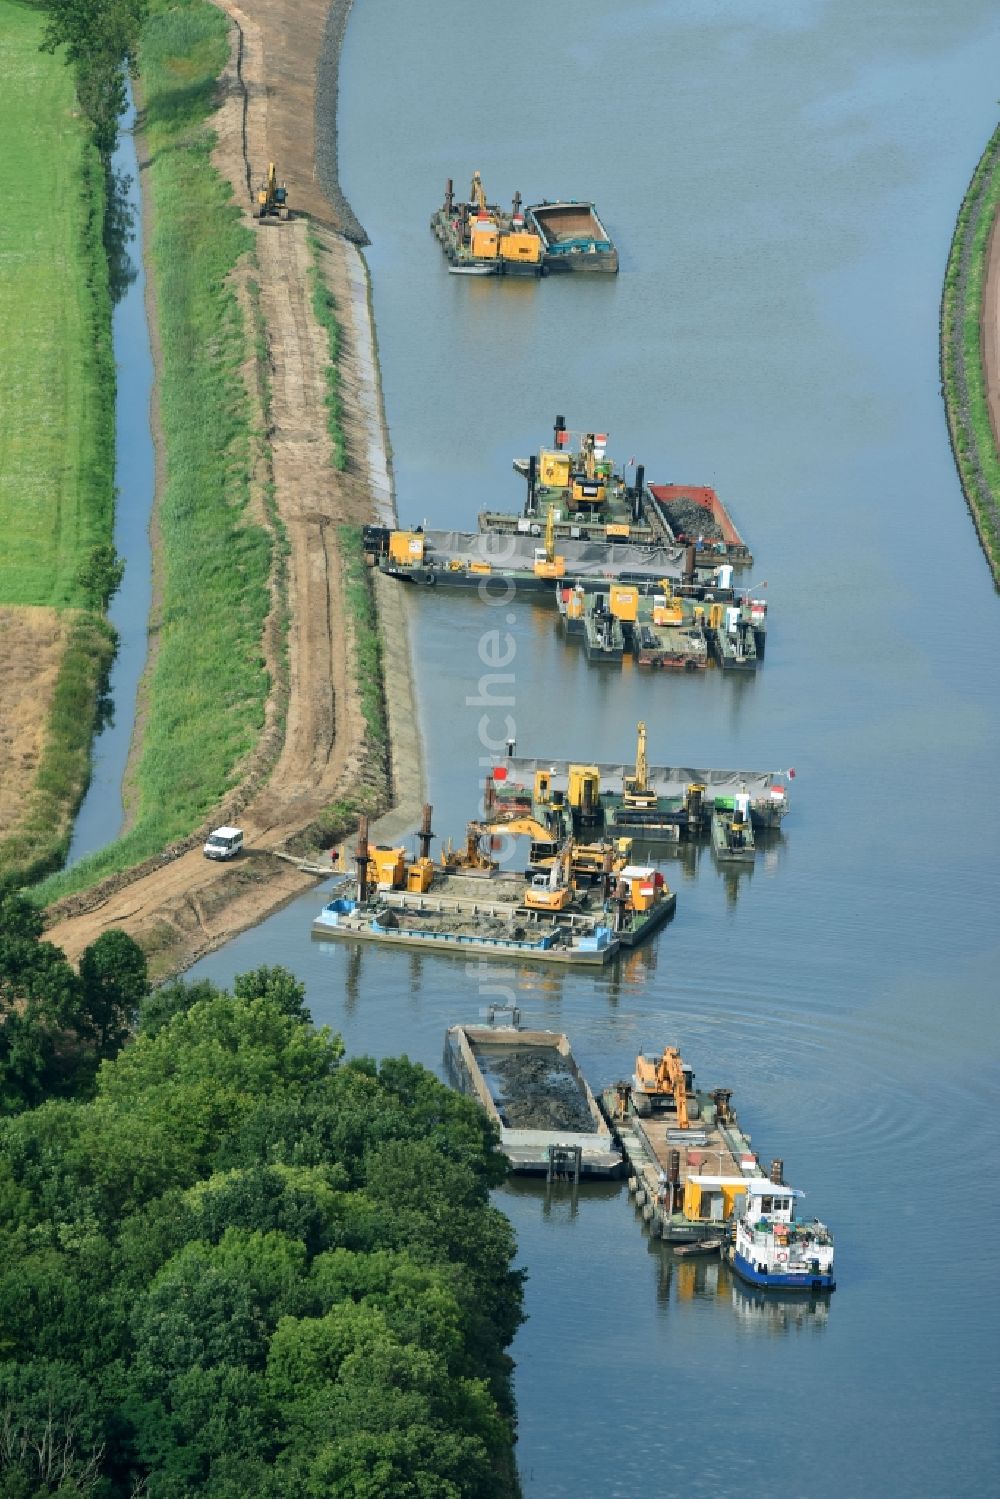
left=67, top=91, right=155, bottom=864
left=191, top=2, right=1000, bottom=1493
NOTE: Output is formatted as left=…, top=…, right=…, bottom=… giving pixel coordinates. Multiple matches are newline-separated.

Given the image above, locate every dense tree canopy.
left=0, top=883, right=148, bottom=1113
left=41, top=0, right=149, bottom=155
left=0, top=965, right=523, bottom=1496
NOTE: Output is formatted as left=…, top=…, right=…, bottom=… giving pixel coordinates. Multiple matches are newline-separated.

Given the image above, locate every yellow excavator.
left=631, top=1046, right=693, bottom=1123
left=440, top=815, right=558, bottom=874
left=253, top=162, right=289, bottom=221
left=623, top=722, right=657, bottom=811
left=569, top=433, right=609, bottom=511
left=469, top=171, right=487, bottom=214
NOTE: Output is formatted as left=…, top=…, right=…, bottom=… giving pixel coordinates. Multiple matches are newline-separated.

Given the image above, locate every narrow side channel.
left=66, top=90, right=155, bottom=865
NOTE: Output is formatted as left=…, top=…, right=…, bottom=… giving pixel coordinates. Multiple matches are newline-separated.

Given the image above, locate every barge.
left=431, top=175, right=543, bottom=277
left=711, top=599, right=765, bottom=670
left=445, top=1021, right=623, bottom=1179
left=312, top=877, right=618, bottom=966
left=487, top=734, right=791, bottom=843
left=526, top=201, right=619, bottom=273
left=312, top=808, right=677, bottom=967
left=369, top=525, right=691, bottom=592
left=600, top=1050, right=836, bottom=1290
left=647, top=484, right=752, bottom=567
left=711, top=793, right=756, bottom=864
left=430, top=180, right=618, bottom=277
left=582, top=592, right=625, bottom=661
left=489, top=422, right=660, bottom=548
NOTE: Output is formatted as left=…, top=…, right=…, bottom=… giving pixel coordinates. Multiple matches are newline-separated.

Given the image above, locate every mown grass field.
left=39, top=0, right=275, bottom=901
left=0, top=0, right=116, bottom=884
left=0, top=0, right=113, bottom=608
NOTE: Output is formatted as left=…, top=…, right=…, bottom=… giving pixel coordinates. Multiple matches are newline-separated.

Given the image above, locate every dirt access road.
left=47, top=0, right=422, bottom=974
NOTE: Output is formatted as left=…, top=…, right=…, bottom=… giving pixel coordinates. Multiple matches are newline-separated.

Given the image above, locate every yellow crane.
left=632, top=1046, right=691, bottom=1123
left=469, top=171, right=487, bottom=213
left=623, top=721, right=657, bottom=810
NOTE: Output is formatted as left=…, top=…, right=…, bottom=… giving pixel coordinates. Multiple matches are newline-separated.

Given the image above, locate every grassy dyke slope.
left=0, top=0, right=116, bottom=883
left=37, top=0, right=274, bottom=901
left=941, top=125, right=1000, bottom=584
left=0, top=0, right=114, bottom=609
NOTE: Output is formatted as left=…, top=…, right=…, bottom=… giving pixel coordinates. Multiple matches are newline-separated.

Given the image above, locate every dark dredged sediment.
left=315, top=0, right=369, bottom=244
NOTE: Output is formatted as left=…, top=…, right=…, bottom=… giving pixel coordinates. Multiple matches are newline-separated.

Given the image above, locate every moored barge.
left=445, top=1022, right=623, bottom=1178
left=600, top=1050, right=836, bottom=1290
left=648, top=483, right=752, bottom=567
left=487, top=738, right=791, bottom=841
left=526, top=201, right=619, bottom=273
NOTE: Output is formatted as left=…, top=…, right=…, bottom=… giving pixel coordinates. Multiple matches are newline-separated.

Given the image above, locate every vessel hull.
left=730, top=1248, right=836, bottom=1293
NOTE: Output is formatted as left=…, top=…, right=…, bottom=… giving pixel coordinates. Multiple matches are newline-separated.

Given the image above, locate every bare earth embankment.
left=47, top=0, right=423, bottom=972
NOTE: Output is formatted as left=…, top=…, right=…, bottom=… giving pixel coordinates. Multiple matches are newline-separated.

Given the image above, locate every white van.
left=203, top=826, right=244, bottom=861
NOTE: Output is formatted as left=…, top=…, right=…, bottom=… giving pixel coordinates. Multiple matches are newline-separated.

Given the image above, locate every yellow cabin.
left=605, top=523, right=630, bottom=538
left=470, top=219, right=499, bottom=258
left=388, top=531, right=425, bottom=566
left=682, top=1177, right=748, bottom=1224
left=567, top=765, right=600, bottom=813
left=405, top=857, right=435, bottom=893
left=533, top=557, right=566, bottom=579
left=609, top=585, right=639, bottom=623
left=500, top=230, right=541, bottom=264
left=564, top=588, right=585, bottom=622
left=368, top=846, right=406, bottom=890
left=538, top=450, right=572, bottom=488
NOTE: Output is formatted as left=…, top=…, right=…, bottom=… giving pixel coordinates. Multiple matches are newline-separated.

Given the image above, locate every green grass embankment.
left=308, top=231, right=347, bottom=470
left=0, top=0, right=114, bottom=609
left=941, top=125, right=1000, bottom=583
left=0, top=0, right=116, bottom=883
left=37, top=0, right=275, bottom=902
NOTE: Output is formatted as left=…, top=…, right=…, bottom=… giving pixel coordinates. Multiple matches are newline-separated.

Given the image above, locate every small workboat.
left=449, top=262, right=497, bottom=276
left=672, top=1237, right=723, bottom=1258
left=728, top=1179, right=836, bottom=1293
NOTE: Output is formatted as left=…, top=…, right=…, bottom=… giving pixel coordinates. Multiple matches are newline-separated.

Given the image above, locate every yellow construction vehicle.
left=623, top=722, right=657, bottom=811
left=533, top=507, right=566, bottom=579
left=523, top=841, right=574, bottom=911
left=569, top=433, right=609, bottom=510
left=567, top=764, right=601, bottom=819
left=632, top=1046, right=694, bottom=1122
left=253, top=162, right=289, bottom=221
left=440, top=823, right=497, bottom=873
left=464, top=171, right=502, bottom=260
left=469, top=171, right=487, bottom=214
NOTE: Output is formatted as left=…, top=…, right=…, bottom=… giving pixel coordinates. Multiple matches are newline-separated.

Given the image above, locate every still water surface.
left=194, top=3, right=1000, bottom=1492
left=68, top=92, right=154, bottom=863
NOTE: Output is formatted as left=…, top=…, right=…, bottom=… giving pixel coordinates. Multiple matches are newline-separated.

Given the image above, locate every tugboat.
left=711, top=789, right=756, bottom=863
left=728, top=1178, right=836, bottom=1293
